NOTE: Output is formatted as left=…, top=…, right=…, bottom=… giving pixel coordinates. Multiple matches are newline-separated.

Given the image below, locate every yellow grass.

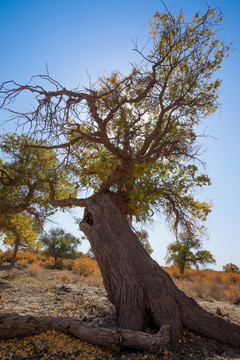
left=1, top=250, right=239, bottom=300
left=163, top=266, right=240, bottom=303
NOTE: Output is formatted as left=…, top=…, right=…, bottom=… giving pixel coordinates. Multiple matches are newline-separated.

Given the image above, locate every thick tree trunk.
left=80, top=192, right=240, bottom=345
left=0, top=313, right=169, bottom=350
left=11, top=238, right=20, bottom=266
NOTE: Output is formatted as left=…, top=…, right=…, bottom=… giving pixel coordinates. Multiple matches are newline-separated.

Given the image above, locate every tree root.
left=0, top=313, right=170, bottom=351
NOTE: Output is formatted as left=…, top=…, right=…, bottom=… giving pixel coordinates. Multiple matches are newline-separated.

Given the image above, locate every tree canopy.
left=39, top=227, right=82, bottom=261
left=0, top=133, right=75, bottom=218
left=0, top=133, right=77, bottom=263
left=222, top=263, right=240, bottom=273
left=0, top=6, right=231, bottom=239
left=165, top=232, right=216, bottom=274
left=0, top=6, right=239, bottom=347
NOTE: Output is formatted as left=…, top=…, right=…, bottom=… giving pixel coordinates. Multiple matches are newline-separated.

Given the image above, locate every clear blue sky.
left=0, top=0, right=239, bottom=270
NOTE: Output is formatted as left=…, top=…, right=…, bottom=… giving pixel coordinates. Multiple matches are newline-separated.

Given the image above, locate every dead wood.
left=0, top=313, right=170, bottom=351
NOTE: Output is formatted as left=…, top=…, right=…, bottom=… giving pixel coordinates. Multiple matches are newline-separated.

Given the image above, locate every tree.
left=0, top=133, right=76, bottom=265
left=1, top=6, right=239, bottom=345
left=223, top=263, right=240, bottom=273
left=135, top=229, right=153, bottom=255
left=0, top=213, right=37, bottom=266
left=39, top=227, right=81, bottom=262
left=165, top=232, right=216, bottom=274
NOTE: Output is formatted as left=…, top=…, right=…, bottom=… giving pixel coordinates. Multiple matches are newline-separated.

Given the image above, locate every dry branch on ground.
left=0, top=313, right=170, bottom=350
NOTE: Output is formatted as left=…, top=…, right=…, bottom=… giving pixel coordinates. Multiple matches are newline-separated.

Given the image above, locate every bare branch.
left=50, top=197, right=87, bottom=208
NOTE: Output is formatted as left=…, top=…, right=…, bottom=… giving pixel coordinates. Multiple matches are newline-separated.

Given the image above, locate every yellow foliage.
left=73, top=257, right=101, bottom=277
left=0, top=329, right=157, bottom=359
left=224, top=286, right=240, bottom=305
left=3, top=249, right=38, bottom=264
left=1, top=213, right=37, bottom=247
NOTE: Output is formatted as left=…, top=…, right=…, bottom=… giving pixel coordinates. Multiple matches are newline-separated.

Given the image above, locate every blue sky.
left=0, top=0, right=239, bottom=269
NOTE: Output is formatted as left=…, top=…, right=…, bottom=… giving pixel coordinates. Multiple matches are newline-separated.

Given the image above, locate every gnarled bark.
left=0, top=313, right=170, bottom=350
left=80, top=192, right=240, bottom=346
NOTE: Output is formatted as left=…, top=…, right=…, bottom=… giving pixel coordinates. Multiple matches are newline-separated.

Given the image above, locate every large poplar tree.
left=1, top=6, right=239, bottom=345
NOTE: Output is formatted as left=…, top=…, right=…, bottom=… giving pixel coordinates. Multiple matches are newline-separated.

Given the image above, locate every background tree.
left=39, top=227, right=82, bottom=262
left=0, top=213, right=37, bottom=266
left=223, top=263, right=240, bottom=273
left=1, top=6, right=239, bottom=345
left=165, top=232, right=216, bottom=274
left=135, top=229, right=153, bottom=255
left=0, top=133, right=77, bottom=265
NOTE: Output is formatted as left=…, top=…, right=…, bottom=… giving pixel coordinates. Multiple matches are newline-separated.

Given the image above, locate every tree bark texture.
left=80, top=193, right=240, bottom=345
left=0, top=313, right=170, bottom=350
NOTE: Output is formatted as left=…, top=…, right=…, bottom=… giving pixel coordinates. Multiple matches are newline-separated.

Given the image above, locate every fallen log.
left=0, top=313, right=170, bottom=350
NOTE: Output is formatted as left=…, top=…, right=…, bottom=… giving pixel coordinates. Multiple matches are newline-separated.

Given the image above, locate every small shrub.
left=43, top=257, right=55, bottom=269
left=3, top=248, right=14, bottom=262
left=181, top=269, right=193, bottom=281
left=223, top=285, right=240, bottom=305
left=1, top=267, right=19, bottom=280
left=61, top=258, right=74, bottom=271
left=171, top=270, right=182, bottom=280
left=164, top=266, right=182, bottom=279
left=40, top=257, right=74, bottom=270
left=85, top=274, right=103, bottom=288
left=60, top=270, right=72, bottom=284
left=73, top=257, right=100, bottom=277
left=191, top=279, right=206, bottom=299
left=68, top=273, right=82, bottom=284
left=27, top=264, right=47, bottom=278
left=227, top=272, right=240, bottom=284
left=1, top=249, right=39, bottom=264
left=207, top=280, right=225, bottom=301
left=18, top=259, right=29, bottom=265
left=54, top=259, right=64, bottom=270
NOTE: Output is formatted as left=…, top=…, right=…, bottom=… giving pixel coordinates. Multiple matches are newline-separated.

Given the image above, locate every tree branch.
left=48, top=180, right=87, bottom=208
left=50, top=197, right=87, bottom=208
left=0, top=313, right=170, bottom=351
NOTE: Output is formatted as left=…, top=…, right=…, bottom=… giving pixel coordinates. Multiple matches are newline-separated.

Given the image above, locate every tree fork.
left=80, top=192, right=240, bottom=345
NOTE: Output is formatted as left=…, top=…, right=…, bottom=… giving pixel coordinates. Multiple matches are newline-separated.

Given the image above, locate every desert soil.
left=0, top=265, right=240, bottom=359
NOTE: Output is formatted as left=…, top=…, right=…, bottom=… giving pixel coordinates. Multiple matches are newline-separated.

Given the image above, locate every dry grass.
left=223, top=285, right=240, bottom=305
left=27, top=264, right=48, bottom=277
left=1, top=249, right=100, bottom=273
left=1, top=249, right=103, bottom=287
left=164, top=267, right=240, bottom=304
left=1, top=250, right=240, bottom=300
left=84, top=274, right=104, bottom=288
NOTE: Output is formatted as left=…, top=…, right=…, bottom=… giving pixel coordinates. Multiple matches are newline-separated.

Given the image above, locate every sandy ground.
left=0, top=266, right=240, bottom=359
left=0, top=279, right=116, bottom=328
